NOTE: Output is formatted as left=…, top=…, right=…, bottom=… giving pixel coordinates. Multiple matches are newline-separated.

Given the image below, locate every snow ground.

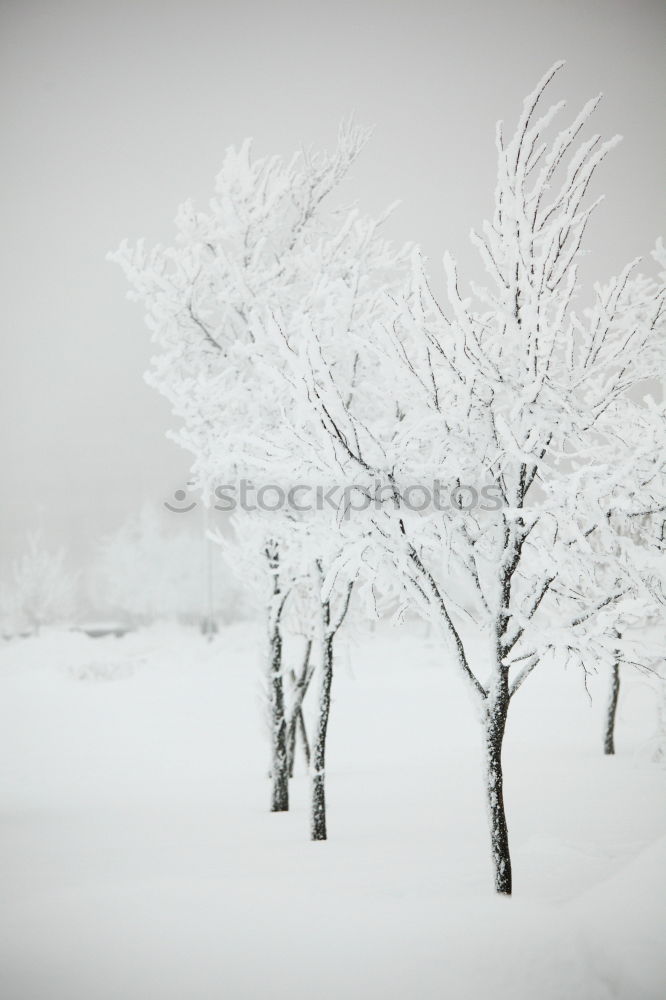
left=0, top=622, right=664, bottom=1000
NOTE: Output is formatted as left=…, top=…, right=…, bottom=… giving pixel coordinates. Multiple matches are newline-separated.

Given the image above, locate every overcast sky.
left=1, top=0, right=664, bottom=568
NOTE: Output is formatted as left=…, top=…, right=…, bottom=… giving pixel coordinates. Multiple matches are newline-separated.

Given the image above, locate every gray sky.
left=1, top=0, right=664, bottom=568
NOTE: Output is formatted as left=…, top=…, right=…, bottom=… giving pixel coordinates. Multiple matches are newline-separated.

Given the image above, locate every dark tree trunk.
left=269, top=623, right=289, bottom=812
left=287, top=638, right=313, bottom=779
left=287, top=711, right=297, bottom=781
left=604, top=660, right=621, bottom=756
left=297, top=710, right=311, bottom=768
left=484, top=675, right=512, bottom=895
left=287, top=706, right=311, bottom=779
left=311, top=627, right=334, bottom=841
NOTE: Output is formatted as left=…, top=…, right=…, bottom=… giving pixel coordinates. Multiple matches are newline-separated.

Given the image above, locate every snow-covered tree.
left=1, top=532, right=79, bottom=635
left=596, top=240, right=666, bottom=754
left=109, top=122, right=398, bottom=833
left=652, top=666, right=666, bottom=763
left=111, top=65, right=664, bottom=889
left=264, top=64, right=665, bottom=892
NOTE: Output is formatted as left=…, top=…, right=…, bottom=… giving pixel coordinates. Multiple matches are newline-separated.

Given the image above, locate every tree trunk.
left=269, top=623, right=289, bottom=812
left=287, top=706, right=311, bottom=779
left=483, top=676, right=512, bottom=895
left=297, top=710, right=311, bottom=769
left=653, top=673, right=666, bottom=762
left=287, top=711, right=298, bottom=780
left=604, top=660, right=621, bottom=756
left=287, top=638, right=313, bottom=778
left=311, top=627, right=333, bottom=841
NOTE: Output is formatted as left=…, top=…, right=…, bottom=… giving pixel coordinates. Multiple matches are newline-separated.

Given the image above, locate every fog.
left=1, top=0, right=664, bottom=569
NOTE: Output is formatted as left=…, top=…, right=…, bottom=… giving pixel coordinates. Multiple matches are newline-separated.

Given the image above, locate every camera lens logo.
left=164, top=489, right=197, bottom=513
